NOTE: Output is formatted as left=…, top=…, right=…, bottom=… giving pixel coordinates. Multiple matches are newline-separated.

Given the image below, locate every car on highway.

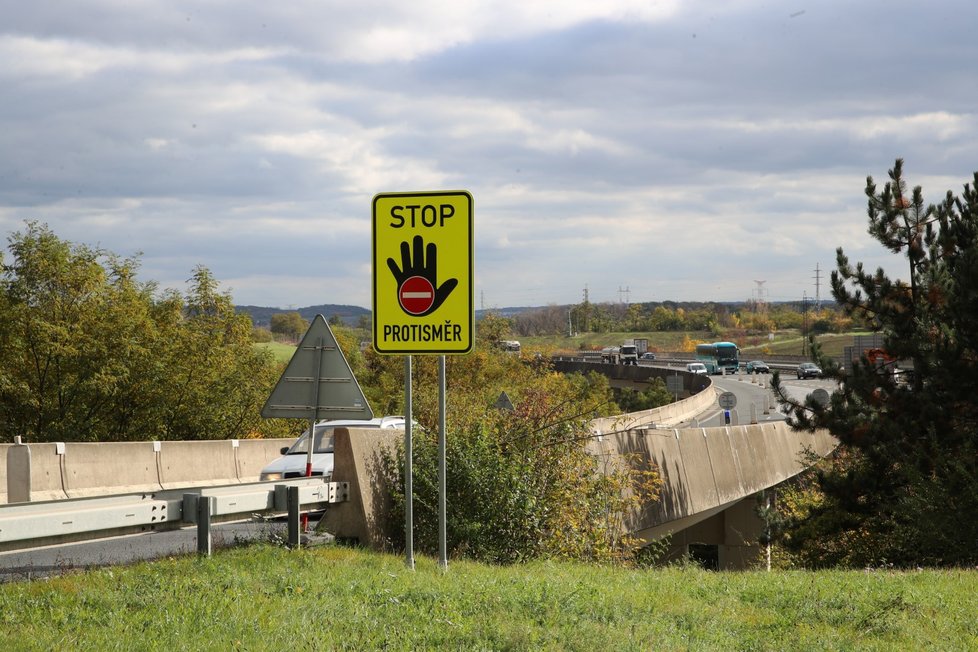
left=745, top=360, right=770, bottom=374
left=641, top=352, right=656, bottom=360
left=259, top=416, right=406, bottom=481
left=796, top=362, right=822, bottom=379
left=686, top=362, right=708, bottom=375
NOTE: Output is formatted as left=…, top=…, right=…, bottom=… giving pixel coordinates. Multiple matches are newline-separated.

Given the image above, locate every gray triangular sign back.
left=261, top=314, right=374, bottom=421
left=494, top=391, right=514, bottom=411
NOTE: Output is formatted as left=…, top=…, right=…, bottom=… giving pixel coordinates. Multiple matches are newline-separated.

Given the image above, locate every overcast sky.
left=2, top=1, right=976, bottom=309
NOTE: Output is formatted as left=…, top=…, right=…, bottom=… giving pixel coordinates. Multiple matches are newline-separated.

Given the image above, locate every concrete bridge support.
left=587, top=421, right=836, bottom=569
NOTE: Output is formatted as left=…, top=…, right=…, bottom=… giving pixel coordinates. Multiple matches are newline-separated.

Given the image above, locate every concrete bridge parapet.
left=586, top=421, right=837, bottom=568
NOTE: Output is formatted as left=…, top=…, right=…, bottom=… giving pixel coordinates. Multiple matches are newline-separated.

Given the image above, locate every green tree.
left=0, top=223, right=284, bottom=442
left=649, top=306, right=685, bottom=331
left=614, top=379, right=673, bottom=413
left=0, top=223, right=158, bottom=441
left=152, top=266, right=282, bottom=441
left=363, top=331, right=659, bottom=564
left=270, top=311, right=307, bottom=341
left=774, top=160, right=978, bottom=567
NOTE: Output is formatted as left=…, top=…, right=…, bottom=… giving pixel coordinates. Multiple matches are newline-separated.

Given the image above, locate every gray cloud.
left=2, top=0, right=976, bottom=309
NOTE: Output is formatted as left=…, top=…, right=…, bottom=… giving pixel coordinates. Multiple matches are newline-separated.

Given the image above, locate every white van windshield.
left=286, top=426, right=334, bottom=455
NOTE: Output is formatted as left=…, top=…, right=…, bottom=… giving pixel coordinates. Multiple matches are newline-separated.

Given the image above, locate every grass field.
left=254, top=341, right=298, bottom=364
left=740, top=332, right=873, bottom=358
left=1, top=545, right=974, bottom=650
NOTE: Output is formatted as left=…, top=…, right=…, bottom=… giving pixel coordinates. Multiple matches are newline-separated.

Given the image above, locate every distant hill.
left=475, top=306, right=540, bottom=319
left=236, top=304, right=370, bottom=327
left=239, top=301, right=812, bottom=329
left=238, top=303, right=541, bottom=328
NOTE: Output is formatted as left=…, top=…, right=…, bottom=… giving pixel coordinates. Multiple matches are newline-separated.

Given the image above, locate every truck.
left=601, top=346, right=620, bottom=363
left=619, top=341, right=639, bottom=365
left=601, top=342, right=639, bottom=365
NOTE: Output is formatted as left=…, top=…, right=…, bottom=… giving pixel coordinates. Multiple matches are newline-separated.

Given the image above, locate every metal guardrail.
left=0, top=477, right=348, bottom=555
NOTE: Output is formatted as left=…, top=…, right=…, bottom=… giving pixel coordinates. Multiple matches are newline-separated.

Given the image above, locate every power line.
left=752, top=280, right=767, bottom=310
left=813, top=263, right=824, bottom=311
left=618, top=285, right=630, bottom=304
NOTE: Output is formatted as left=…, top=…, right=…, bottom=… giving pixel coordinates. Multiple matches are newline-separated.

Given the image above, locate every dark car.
left=746, top=360, right=770, bottom=374
left=796, top=362, right=822, bottom=379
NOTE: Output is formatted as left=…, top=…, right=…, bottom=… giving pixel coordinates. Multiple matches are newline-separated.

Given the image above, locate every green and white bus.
left=695, top=341, right=740, bottom=374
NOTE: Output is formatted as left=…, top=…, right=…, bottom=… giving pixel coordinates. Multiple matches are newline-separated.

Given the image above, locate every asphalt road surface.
left=0, top=518, right=294, bottom=583
left=678, top=372, right=837, bottom=428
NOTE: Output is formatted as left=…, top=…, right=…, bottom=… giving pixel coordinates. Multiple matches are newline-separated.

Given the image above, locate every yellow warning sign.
left=372, top=190, right=473, bottom=354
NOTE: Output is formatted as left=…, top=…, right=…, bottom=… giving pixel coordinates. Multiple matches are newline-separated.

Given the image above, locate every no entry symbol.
left=399, top=275, right=435, bottom=315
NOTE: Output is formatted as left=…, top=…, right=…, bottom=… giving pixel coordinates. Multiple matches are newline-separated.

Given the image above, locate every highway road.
left=0, top=519, right=296, bottom=583
left=676, top=371, right=837, bottom=428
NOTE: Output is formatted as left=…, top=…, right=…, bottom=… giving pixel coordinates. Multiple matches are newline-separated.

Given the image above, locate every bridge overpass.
left=324, top=362, right=836, bottom=569
left=560, top=357, right=837, bottom=567
left=3, top=362, right=836, bottom=569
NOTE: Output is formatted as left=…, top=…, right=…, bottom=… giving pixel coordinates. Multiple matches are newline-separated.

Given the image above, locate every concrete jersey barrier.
left=585, top=420, right=837, bottom=542
left=320, top=427, right=403, bottom=548
left=0, top=445, right=8, bottom=504
left=3, top=438, right=293, bottom=504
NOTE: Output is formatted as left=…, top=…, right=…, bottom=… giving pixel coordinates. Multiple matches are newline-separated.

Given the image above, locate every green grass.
left=1, top=545, right=975, bottom=650
left=741, top=332, right=875, bottom=358
left=254, top=341, right=297, bottom=364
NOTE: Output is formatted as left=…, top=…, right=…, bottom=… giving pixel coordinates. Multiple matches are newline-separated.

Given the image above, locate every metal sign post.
left=404, top=356, right=414, bottom=570
left=372, top=190, right=473, bottom=573
left=306, top=336, right=324, bottom=478
left=438, top=355, right=447, bottom=570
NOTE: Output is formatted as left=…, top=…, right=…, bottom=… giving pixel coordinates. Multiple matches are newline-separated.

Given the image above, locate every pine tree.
left=774, top=159, right=978, bottom=567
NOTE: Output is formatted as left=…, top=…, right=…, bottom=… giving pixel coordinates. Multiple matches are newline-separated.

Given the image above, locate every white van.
left=259, top=416, right=405, bottom=481
left=686, top=362, right=708, bottom=375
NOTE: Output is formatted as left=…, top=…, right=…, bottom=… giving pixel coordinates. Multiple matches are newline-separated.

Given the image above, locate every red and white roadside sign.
left=399, top=276, right=435, bottom=315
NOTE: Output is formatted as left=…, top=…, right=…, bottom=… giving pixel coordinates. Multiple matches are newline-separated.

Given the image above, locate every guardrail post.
left=287, top=485, right=301, bottom=549
left=197, top=495, right=215, bottom=556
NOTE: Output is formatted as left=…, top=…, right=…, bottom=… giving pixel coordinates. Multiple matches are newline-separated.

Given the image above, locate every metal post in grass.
left=438, top=355, right=447, bottom=571
left=287, top=485, right=301, bottom=549
left=404, top=355, right=415, bottom=570
left=196, top=496, right=215, bottom=557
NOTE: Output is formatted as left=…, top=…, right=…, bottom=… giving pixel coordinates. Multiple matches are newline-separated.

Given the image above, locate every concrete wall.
left=0, top=444, right=8, bottom=504
left=552, top=359, right=713, bottom=395
left=585, top=421, right=837, bottom=544
left=3, top=438, right=292, bottom=504
left=664, top=497, right=765, bottom=569
left=319, top=427, right=402, bottom=548
left=589, top=380, right=716, bottom=433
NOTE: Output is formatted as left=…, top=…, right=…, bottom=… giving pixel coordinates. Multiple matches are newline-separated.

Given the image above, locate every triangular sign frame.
left=261, top=314, right=375, bottom=421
